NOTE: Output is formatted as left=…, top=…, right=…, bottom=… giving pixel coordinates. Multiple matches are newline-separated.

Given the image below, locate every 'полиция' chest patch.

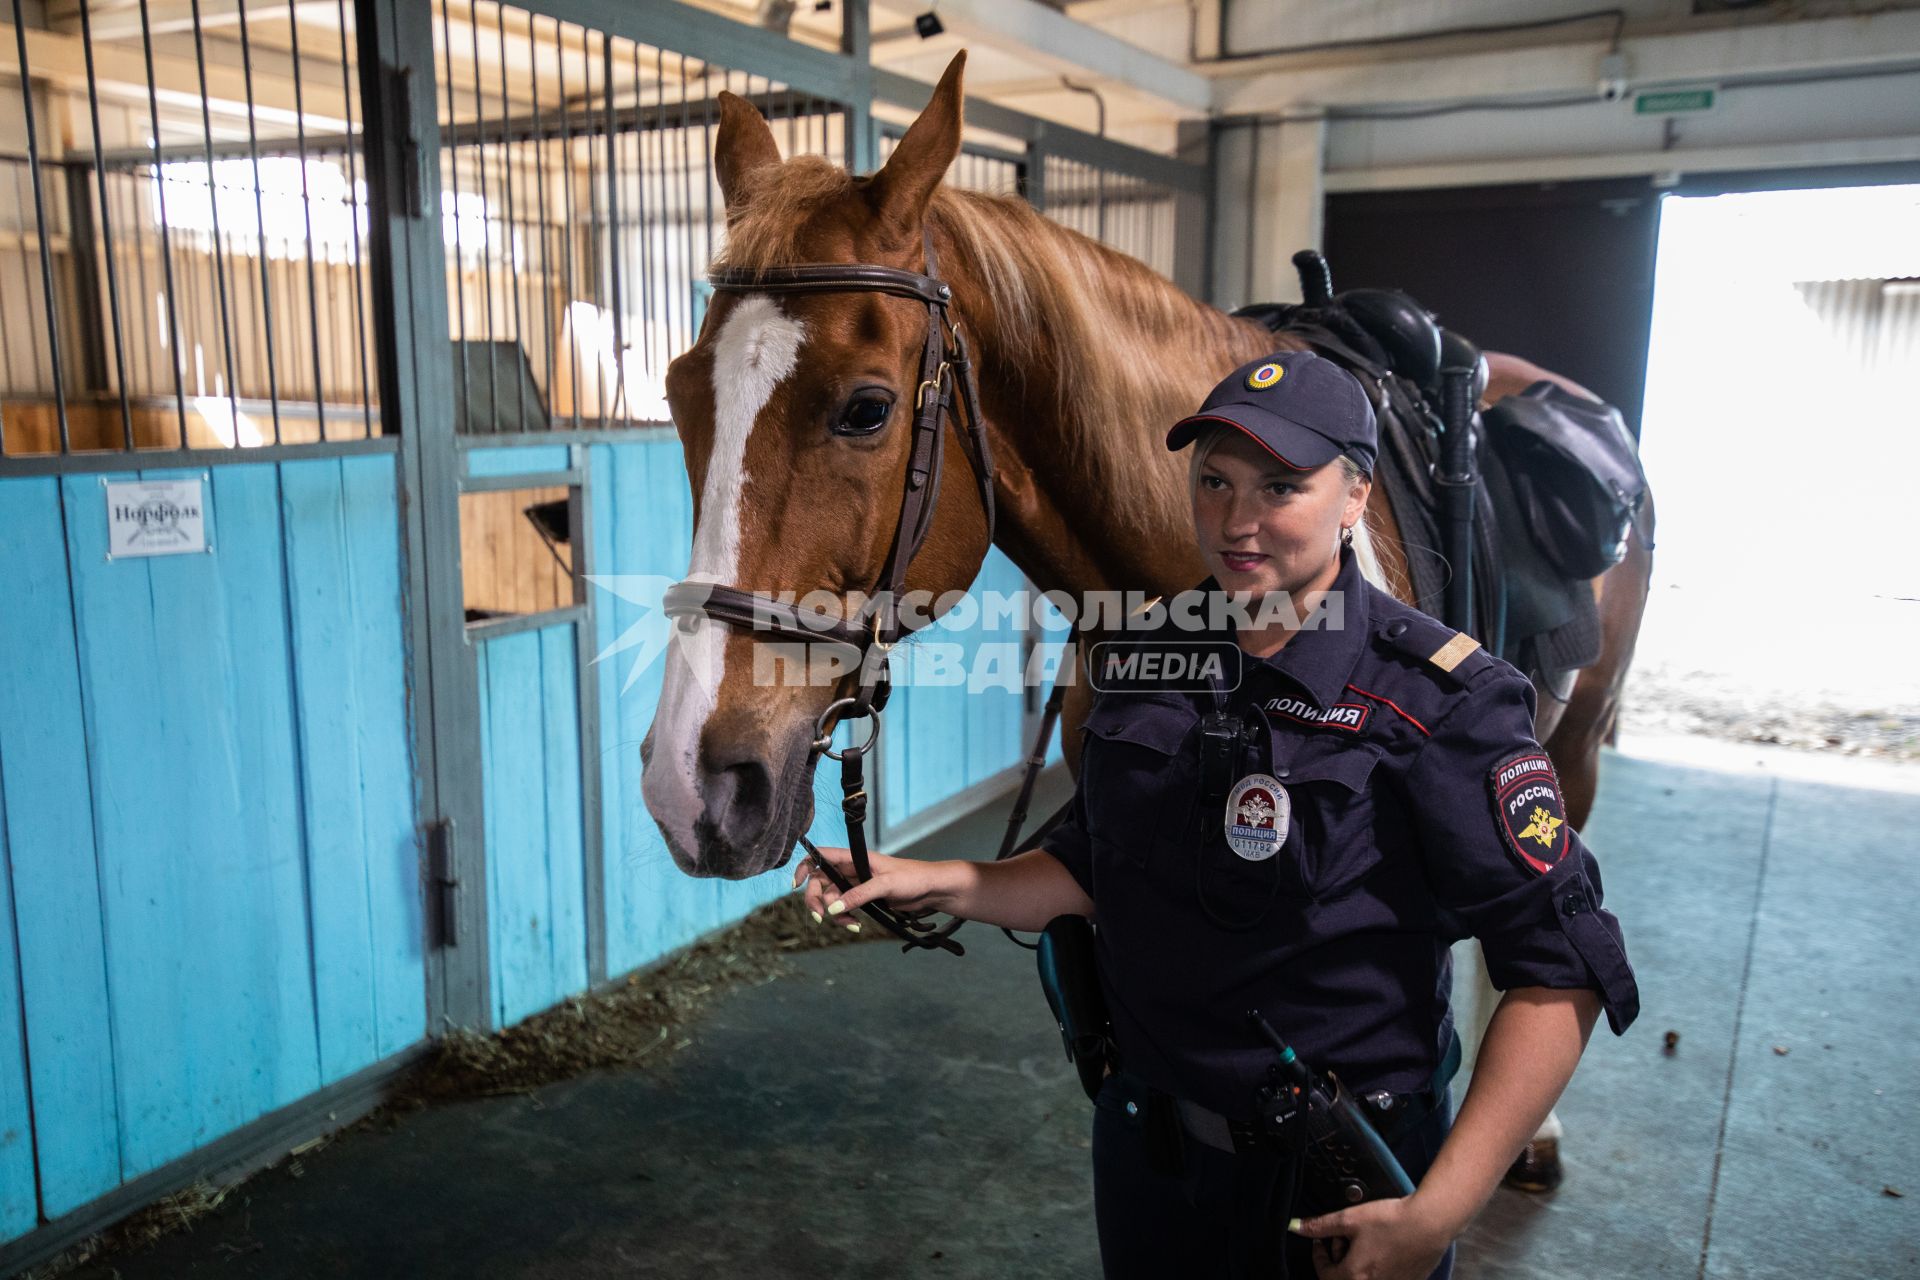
left=1262, top=695, right=1371, bottom=733
left=1490, top=750, right=1571, bottom=875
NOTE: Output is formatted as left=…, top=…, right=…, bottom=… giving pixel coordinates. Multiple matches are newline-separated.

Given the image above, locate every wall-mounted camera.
left=1598, top=51, right=1631, bottom=102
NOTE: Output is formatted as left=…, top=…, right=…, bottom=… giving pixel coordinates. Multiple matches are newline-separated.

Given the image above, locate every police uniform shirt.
left=1039, top=546, right=1639, bottom=1119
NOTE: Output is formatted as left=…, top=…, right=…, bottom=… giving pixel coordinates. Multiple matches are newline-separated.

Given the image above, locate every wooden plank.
left=0, top=477, right=120, bottom=1218
left=478, top=623, right=588, bottom=1027
left=279, top=455, right=427, bottom=1084
left=0, top=739, right=44, bottom=1240
left=465, top=445, right=572, bottom=478
left=333, top=455, right=429, bottom=1060
left=591, top=441, right=678, bottom=976
left=280, top=457, right=378, bottom=1082
left=62, top=466, right=320, bottom=1180
left=536, top=625, right=588, bottom=1006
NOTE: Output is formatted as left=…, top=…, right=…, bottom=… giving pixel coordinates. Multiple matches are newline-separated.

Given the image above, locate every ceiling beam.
left=1, top=18, right=349, bottom=131
left=872, top=0, right=1209, bottom=116
left=46, top=0, right=297, bottom=43
left=1214, top=9, right=1920, bottom=115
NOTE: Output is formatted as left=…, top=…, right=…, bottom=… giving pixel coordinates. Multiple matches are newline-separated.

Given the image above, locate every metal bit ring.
left=813, top=696, right=880, bottom=761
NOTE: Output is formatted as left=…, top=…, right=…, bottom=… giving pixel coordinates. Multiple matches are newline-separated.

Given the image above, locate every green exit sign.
left=1635, top=87, right=1716, bottom=115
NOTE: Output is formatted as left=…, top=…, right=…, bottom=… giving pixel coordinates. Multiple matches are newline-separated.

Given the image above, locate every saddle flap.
left=1485, top=382, right=1648, bottom=581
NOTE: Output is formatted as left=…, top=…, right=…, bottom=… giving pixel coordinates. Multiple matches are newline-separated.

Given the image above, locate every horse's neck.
left=942, top=217, right=1281, bottom=601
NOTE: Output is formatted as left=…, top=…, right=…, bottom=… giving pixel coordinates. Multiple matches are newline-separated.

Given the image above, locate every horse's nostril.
left=707, top=757, right=774, bottom=826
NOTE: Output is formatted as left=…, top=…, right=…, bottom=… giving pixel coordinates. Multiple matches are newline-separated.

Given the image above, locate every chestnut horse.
left=640, top=50, right=1651, bottom=1183
left=641, top=52, right=1651, bottom=881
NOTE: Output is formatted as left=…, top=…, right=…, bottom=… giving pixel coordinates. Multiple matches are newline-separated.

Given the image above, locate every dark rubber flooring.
left=68, top=749, right=1920, bottom=1279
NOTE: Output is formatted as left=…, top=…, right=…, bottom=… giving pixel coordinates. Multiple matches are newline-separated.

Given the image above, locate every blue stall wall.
left=0, top=456, right=423, bottom=1233
left=476, top=624, right=589, bottom=1028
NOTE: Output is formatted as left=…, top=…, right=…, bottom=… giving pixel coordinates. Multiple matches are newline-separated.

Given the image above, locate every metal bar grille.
left=878, top=125, right=1023, bottom=197
left=1042, top=153, right=1179, bottom=280
left=435, top=0, right=845, bottom=435
left=1, top=0, right=382, bottom=460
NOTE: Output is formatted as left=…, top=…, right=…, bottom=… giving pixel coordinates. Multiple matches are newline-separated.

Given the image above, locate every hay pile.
left=403, top=891, right=871, bottom=1102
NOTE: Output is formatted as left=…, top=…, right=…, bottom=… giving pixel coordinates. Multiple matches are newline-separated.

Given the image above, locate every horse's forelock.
left=712, top=157, right=861, bottom=271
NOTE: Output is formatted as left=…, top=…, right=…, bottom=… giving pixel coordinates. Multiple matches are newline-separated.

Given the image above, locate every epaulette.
left=1374, top=611, right=1496, bottom=687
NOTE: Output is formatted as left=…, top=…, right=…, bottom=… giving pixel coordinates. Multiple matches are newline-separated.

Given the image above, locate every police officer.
left=799, top=350, right=1637, bottom=1279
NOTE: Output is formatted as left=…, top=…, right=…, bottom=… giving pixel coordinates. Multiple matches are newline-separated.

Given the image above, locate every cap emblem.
left=1246, top=362, right=1284, bottom=390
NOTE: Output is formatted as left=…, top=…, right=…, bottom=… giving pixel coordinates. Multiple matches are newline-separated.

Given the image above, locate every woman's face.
left=1191, top=429, right=1370, bottom=599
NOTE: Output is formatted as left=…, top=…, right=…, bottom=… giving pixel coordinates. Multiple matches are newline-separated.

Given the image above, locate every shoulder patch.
left=1428, top=632, right=1480, bottom=672
left=1374, top=611, right=1494, bottom=686
left=1489, top=749, right=1571, bottom=875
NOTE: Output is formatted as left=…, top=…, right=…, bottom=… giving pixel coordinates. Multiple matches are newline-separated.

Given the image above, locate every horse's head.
left=642, top=53, right=993, bottom=879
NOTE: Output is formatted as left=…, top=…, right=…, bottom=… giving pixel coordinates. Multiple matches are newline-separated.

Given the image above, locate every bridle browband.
left=662, top=229, right=999, bottom=954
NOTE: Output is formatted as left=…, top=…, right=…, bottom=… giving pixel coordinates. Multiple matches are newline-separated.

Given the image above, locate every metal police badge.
left=1225, top=774, right=1291, bottom=861
left=1490, top=750, right=1571, bottom=875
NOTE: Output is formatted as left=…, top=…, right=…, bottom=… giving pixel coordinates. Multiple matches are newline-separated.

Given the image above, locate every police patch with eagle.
left=1490, top=750, right=1571, bottom=875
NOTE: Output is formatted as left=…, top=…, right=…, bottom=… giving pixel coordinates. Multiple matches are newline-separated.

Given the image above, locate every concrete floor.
left=70, top=748, right=1920, bottom=1279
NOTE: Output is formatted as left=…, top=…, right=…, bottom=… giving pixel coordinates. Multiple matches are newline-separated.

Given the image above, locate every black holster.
left=1036, top=914, right=1115, bottom=1102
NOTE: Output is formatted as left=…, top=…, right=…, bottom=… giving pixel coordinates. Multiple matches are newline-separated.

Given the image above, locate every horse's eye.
left=835, top=396, right=893, bottom=437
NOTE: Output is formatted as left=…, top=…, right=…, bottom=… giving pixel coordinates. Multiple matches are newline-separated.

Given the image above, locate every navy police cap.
left=1166, top=350, right=1377, bottom=473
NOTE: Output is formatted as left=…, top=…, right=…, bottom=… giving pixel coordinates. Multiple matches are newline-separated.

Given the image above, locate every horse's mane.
left=714, top=157, right=1276, bottom=540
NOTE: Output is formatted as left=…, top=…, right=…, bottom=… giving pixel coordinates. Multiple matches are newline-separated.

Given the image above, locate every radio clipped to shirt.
left=1247, top=1010, right=1416, bottom=1217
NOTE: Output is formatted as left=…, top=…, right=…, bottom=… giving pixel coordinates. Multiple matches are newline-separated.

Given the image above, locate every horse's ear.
left=868, top=51, right=965, bottom=237
left=715, top=91, right=782, bottom=219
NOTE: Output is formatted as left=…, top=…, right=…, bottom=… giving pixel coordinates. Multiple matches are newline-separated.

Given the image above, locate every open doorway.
left=1620, top=182, right=1920, bottom=763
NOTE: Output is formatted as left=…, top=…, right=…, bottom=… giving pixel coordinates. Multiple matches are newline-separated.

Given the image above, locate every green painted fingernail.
left=826, top=900, right=846, bottom=916
left=847, top=922, right=861, bottom=933
left=810, top=911, right=823, bottom=924
left=1286, top=1219, right=1303, bottom=1234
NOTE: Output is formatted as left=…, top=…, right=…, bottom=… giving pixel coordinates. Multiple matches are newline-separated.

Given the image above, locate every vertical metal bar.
left=76, top=0, right=136, bottom=448
left=358, top=0, right=490, bottom=1032
left=468, top=4, right=499, bottom=430
left=841, top=0, right=873, bottom=173
left=567, top=444, right=606, bottom=986
left=11, top=166, right=45, bottom=404
left=285, top=0, right=330, bottom=441
left=335, top=0, right=373, bottom=438
left=231, top=0, right=282, bottom=445
left=119, top=123, right=158, bottom=403
left=439, top=0, right=471, bottom=426
left=180, top=178, right=204, bottom=394
left=581, top=31, right=605, bottom=424
left=60, top=159, right=109, bottom=402
left=0, top=175, right=14, bottom=409
left=10, top=7, right=71, bottom=452
left=125, top=168, right=156, bottom=404
left=187, top=0, right=240, bottom=423
left=697, top=75, right=713, bottom=316
left=527, top=9, right=555, bottom=428
left=629, top=42, right=650, bottom=388
left=678, top=54, right=693, bottom=366
left=553, top=18, right=581, bottom=431
left=601, top=37, right=623, bottom=421
left=494, top=11, right=526, bottom=432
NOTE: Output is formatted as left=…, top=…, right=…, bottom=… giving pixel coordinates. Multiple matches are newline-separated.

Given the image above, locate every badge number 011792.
left=1225, top=774, right=1290, bottom=861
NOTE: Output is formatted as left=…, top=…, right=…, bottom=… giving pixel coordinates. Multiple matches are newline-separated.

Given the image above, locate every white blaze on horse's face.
left=643, top=294, right=806, bottom=872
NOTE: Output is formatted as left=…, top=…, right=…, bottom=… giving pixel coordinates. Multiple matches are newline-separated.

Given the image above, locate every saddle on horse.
left=1234, top=251, right=1651, bottom=703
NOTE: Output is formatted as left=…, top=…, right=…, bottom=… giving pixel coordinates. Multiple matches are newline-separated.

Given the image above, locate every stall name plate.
left=105, top=477, right=209, bottom=559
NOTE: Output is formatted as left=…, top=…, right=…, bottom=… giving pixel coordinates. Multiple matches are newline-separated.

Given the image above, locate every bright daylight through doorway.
left=1620, top=182, right=1920, bottom=769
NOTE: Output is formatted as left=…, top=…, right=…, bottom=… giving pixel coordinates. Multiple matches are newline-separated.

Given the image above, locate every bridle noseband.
left=662, top=230, right=996, bottom=954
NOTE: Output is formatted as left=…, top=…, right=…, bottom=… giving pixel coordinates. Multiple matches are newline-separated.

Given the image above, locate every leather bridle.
left=661, top=230, right=999, bottom=954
